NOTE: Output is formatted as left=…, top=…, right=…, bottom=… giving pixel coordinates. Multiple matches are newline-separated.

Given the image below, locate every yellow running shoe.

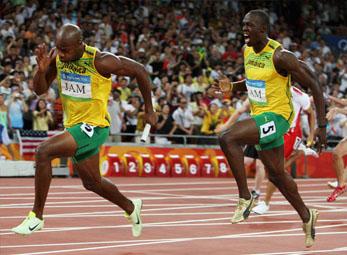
left=124, top=199, right=143, bottom=237
left=231, top=197, right=255, bottom=224
left=303, top=208, right=319, bottom=247
left=11, top=211, right=44, bottom=235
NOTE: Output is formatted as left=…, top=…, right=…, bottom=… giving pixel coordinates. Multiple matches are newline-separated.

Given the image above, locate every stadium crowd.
left=0, top=0, right=346, bottom=147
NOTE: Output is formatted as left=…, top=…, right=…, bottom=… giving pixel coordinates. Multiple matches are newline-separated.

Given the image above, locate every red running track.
left=0, top=177, right=346, bottom=255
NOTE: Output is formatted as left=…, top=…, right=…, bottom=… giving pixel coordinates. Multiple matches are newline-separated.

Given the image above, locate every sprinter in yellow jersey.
left=215, top=10, right=327, bottom=247
left=12, top=24, right=157, bottom=238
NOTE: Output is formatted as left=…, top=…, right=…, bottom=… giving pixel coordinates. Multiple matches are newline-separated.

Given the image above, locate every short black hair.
left=248, top=9, right=270, bottom=32
left=112, top=88, right=121, bottom=95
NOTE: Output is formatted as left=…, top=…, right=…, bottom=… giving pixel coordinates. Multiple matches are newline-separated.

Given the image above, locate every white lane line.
left=1, top=201, right=346, bottom=219
left=1, top=201, right=346, bottom=211
left=0, top=203, right=229, bottom=209
left=0, top=186, right=239, bottom=197
left=1, top=208, right=346, bottom=221
left=0, top=181, right=236, bottom=191
left=0, top=191, right=94, bottom=197
left=10, top=230, right=347, bottom=255
left=0, top=197, right=100, bottom=200
left=1, top=195, right=343, bottom=201
left=0, top=178, right=329, bottom=190
left=0, top=218, right=347, bottom=234
left=0, top=195, right=238, bottom=208
left=2, top=197, right=346, bottom=209
left=0, top=203, right=233, bottom=220
left=3, top=231, right=347, bottom=250
left=3, top=194, right=327, bottom=203
left=1, top=212, right=346, bottom=235
left=1, top=197, right=346, bottom=208
left=0, top=183, right=338, bottom=197
left=0, top=192, right=235, bottom=206
left=1, top=238, right=179, bottom=248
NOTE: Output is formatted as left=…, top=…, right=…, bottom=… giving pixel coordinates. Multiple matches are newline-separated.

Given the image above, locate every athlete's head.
left=56, top=24, right=84, bottom=62
left=242, top=9, right=270, bottom=47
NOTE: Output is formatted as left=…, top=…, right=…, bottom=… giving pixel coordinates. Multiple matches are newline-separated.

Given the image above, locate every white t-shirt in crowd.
left=172, top=106, right=194, bottom=128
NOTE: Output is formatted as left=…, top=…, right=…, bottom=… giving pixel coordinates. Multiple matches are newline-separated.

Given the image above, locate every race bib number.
left=260, top=121, right=276, bottom=138
left=246, top=79, right=267, bottom=105
left=81, top=123, right=94, bottom=137
left=61, top=72, right=91, bottom=99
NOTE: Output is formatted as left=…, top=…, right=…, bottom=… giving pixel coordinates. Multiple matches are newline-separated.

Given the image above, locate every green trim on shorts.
left=252, top=112, right=290, bottom=151
left=67, top=123, right=109, bottom=163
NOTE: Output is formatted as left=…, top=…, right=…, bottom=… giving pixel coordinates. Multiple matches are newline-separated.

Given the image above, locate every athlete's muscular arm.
left=33, top=44, right=57, bottom=95
left=274, top=49, right=327, bottom=151
left=95, top=52, right=157, bottom=126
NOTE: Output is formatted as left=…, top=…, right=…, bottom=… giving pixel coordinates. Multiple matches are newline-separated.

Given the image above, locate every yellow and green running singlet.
left=244, top=38, right=293, bottom=124
left=56, top=45, right=111, bottom=128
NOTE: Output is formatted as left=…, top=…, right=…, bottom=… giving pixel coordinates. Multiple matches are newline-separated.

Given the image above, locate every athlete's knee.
left=35, top=142, right=51, bottom=161
left=267, top=171, right=286, bottom=185
left=218, top=130, right=238, bottom=147
left=82, top=179, right=101, bottom=192
left=82, top=180, right=96, bottom=191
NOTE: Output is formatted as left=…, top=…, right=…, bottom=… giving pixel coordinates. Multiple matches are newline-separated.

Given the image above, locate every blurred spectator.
left=107, top=89, right=123, bottom=143
left=0, top=59, right=13, bottom=82
left=122, top=96, right=140, bottom=142
left=177, top=74, right=196, bottom=101
left=0, top=92, right=14, bottom=159
left=200, top=102, right=223, bottom=144
left=8, top=92, right=28, bottom=131
left=117, top=77, right=132, bottom=101
left=155, top=104, right=176, bottom=144
left=192, top=75, right=209, bottom=93
left=172, top=97, right=194, bottom=143
left=189, top=92, right=205, bottom=137
left=0, top=76, right=12, bottom=100
left=0, top=93, right=9, bottom=128
left=32, top=99, right=53, bottom=131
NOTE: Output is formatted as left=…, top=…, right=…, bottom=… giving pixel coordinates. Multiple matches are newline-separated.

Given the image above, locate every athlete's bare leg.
left=259, top=146, right=310, bottom=223
left=75, top=153, right=134, bottom=214
left=263, top=149, right=304, bottom=205
left=33, top=132, right=77, bottom=219
left=219, top=119, right=260, bottom=200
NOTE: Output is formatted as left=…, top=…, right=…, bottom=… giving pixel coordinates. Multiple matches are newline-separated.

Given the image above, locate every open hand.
left=218, top=72, right=232, bottom=94
left=35, top=44, right=56, bottom=73
left=211, top=72, right=233, bottom=97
